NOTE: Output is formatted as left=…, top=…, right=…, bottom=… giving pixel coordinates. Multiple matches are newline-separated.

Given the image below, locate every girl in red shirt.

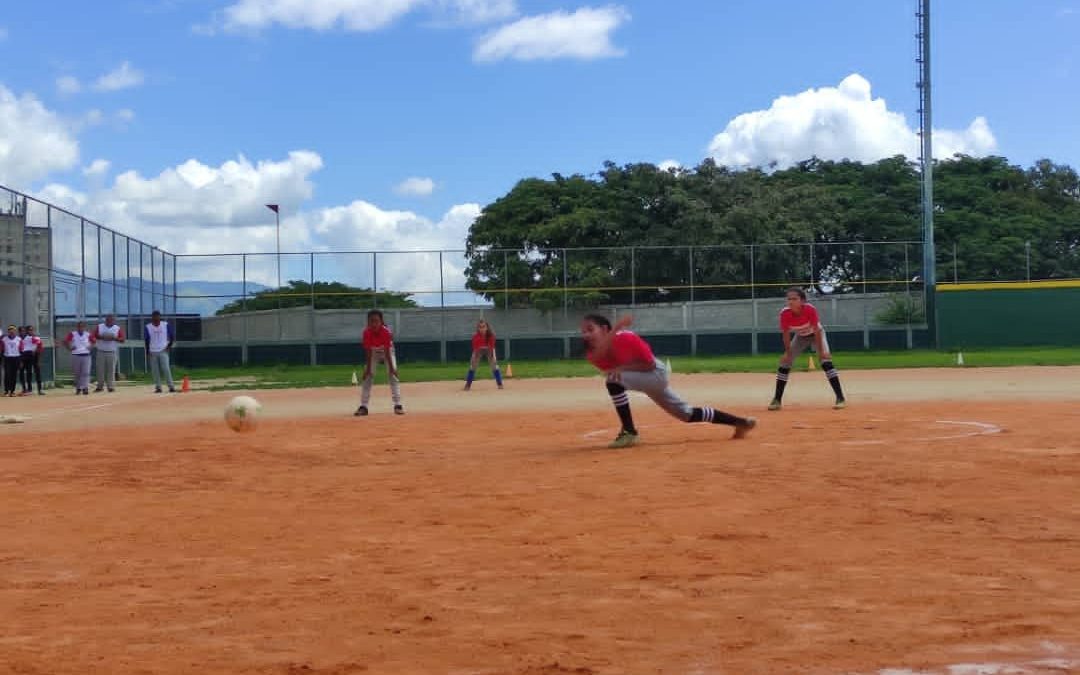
left=464, top=319, right=503, bottom=391
left=582, top=314, right=756, bottom=448
left=769, top=287, right=846, bottom=411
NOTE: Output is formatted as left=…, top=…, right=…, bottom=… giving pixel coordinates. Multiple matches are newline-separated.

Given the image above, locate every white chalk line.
left=5, top=391, right=177, bottom=423
left=583, top=420, right=1005, bottom=445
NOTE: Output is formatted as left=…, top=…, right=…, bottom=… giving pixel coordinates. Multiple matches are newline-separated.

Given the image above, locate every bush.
left=875, top=294, right=926, bottom=325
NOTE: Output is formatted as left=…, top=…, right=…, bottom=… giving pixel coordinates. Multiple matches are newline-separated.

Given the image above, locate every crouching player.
left=464, top=319, right=503, bottom=391
left=769, top=287, right=846, bottom=411
left=581, top=314, right=756, bottom=448
left=356, top=309, right=404, bottom=417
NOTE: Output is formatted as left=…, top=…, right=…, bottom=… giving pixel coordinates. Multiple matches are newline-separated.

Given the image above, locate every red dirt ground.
left=1, top=369, right=1078, bottom=674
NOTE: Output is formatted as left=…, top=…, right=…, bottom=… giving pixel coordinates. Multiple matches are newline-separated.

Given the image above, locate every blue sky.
left=0, top=0, right=1077, bottom=280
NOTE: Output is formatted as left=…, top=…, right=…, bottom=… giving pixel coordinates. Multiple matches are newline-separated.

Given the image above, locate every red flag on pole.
left=266, top=204, right=279, bottom=213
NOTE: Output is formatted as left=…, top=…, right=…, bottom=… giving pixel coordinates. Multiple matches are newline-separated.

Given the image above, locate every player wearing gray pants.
left=582, top=314, right=756, bottom=449
left=64, top=321, right=95, bottom=395
left=356, top=309, right=404, bottom=416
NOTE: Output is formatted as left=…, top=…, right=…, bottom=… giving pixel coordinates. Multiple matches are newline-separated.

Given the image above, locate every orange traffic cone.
left=181, top=375, right=191, bottom=393
left=505, top=363, right=514, bottom=379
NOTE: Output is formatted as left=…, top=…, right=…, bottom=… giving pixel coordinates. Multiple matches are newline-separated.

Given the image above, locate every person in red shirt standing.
left=464, top=319, right=503, bottom=391
left=769, top=288, right=846, bottom=411
left=356, top=309, right=404, bottom=416
left=582, top=314, right=756, bottom=448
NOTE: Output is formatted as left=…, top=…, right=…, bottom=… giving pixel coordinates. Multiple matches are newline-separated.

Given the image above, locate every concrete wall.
left=198, top=293, right=909, bottom=343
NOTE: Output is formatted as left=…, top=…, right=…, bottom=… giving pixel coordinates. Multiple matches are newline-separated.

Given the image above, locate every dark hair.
left=367, top=309, right=384, bottom=320
left=785, top=287, right=807, bottom=302
left=151, top=309, right=161, bottom=316
left=583, top=314, right=612, bottom=330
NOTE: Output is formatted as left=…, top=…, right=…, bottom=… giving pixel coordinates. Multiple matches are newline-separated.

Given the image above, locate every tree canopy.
left=464, top=156, right=1080, bottom=308
left=216, top=280, right=416, bottom=315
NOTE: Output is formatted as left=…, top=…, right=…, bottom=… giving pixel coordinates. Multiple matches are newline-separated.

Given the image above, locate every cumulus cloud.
left=35, top=150, right=481, bottom=299
left=707, top=74, right=997, bottom=168
left=394, top=176, right=436, bottom=197
left=82, top=159, right=111, bottom=177
left=657, top=160, right=681, bottom=172
left=92, top=62, right=145, bottom=92
left=0, top=84, right=80, bottom=188
left=474, top=6, right=630, bottom=62
left=216, top=0, right=514, bottom=32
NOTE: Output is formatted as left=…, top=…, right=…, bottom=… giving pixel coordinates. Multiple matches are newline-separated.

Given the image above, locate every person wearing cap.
left=93, top=314, right=125, bottom=393
left=144, top=310, right=175, bottom=394
left=64, top=320, right=95, bottom=395
left=2, top=325, right=23, bottom=397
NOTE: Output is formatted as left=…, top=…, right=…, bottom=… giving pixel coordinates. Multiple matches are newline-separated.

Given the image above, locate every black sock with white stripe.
left=689, top=406, right=744, bottom=426
left=822, top=361, right=844, bottom=400
left=774, top=366, right=791, bottom=401
left=605, top=381, right=637, bottom=434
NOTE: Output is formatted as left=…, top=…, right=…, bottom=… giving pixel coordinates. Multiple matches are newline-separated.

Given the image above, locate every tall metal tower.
left=916, top=0, right=936, bottom=345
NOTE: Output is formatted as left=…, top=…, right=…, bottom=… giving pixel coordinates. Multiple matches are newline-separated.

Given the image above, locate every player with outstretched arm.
left=581, top=313, right=756, bottom=448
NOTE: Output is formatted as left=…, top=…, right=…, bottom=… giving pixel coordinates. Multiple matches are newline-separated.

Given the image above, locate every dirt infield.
left=1, top=368, right=1078, bottom=674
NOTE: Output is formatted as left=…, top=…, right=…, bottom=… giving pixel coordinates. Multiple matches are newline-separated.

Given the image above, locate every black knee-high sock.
left=689, top=406, right=745, bottom=426
left=605, top=381, right=637, bottom=434
left=822, top=361, right=844, bottom=400
left=774, top=366, right=791, bottom=401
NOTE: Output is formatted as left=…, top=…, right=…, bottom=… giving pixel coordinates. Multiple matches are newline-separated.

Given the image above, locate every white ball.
left=225, top=395, right=261, bottom=432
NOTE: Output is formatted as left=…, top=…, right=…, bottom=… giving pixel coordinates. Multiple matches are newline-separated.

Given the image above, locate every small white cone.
left=957, top=352, right=965, bottom=366
left=666, top=358, right=673, bottom=373
left=351, top=371, right=358, bottom=385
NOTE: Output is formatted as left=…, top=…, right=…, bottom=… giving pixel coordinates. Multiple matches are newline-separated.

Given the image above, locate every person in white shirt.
left=93, top=314, right=125, bottom=393
left=143, top=310, right=175, bottom=394
left=2, top=325, right=23, bottom=397
left=64, top=320, right=95, bottom=395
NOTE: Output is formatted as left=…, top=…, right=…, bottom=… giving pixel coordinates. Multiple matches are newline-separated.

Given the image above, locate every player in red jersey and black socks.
left=464, top=319, right=503, bottom=391
left=582, top=314, right=756, bottom=448
left=769, top=288, right=846, bottom=411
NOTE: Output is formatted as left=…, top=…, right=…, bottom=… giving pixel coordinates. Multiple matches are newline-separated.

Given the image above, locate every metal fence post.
left=309, top=252, right=316, bottom=365
left=630, top=246, right=636, bottom=307
left=372, top=252, right=378, bottom=309
left=440, top=251, right=447, bottom=363
left=688, top=246, right=695, bottom=332
left=242, top=254, right=248, bottom=366
left=953, top=241, right=958, bottom=284
left=1025, top=240, right=1031, bottom=282
left=562, top=248, right=568, bottom=317
left=503, top=250, right=510, bottom=312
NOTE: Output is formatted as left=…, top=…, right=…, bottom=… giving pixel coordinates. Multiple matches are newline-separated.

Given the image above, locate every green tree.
left=216, top=280, right=416, bottom=315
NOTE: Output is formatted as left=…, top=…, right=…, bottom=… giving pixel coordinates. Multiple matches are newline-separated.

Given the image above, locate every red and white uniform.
left=471, top=330, right=496, bottom=352
left=2, top=335, right=22, bottom=358
left=779, top=303, right=822, bottom=337
left=94, top=323, right=125, bottom=352
left=21, top=334, right=43, bottom=355
left=362, top=324, right=394, bottom=353
left=66, top=330, right=95, bottom=355
left=587, top=330, right=655, bottom=372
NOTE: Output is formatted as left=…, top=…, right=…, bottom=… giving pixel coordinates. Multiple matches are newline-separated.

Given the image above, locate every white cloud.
left=473, top=6, right=630, bottom=63
left=394, top=176, right=436, bottom=197
left=707, top=74, right=997, bottom=168
left=83, top=159, right=111, bottom=177
left=0, top=26, right=8, bottom=42
left=116, top=108, right=136, bottom=123
left=37, top=151, right=481, bottom=298
left=431, top=0, right=516, bottom=24
left=92, top=62, right=145, bottom=92
left=56, top=75, right=82, bottom=96
left=0, top=84, right=80, bottom=188
left=657, top=159, right=680, bottom=172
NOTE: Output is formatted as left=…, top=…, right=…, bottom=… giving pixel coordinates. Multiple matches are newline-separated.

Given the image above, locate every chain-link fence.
left=1, top=185, right=176, bottom=381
